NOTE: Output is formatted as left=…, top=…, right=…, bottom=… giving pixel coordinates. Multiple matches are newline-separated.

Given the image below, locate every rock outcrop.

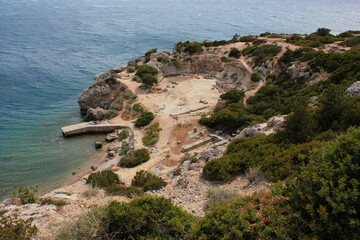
left=78, top=83, right=122, bottom=114
left=234, top=115, right=285, bottom=139
left=147, top=52, right=224, bottom=78
left=345, top=81, right=360, bottom=98
left=85, top=107, right=106, bottom=121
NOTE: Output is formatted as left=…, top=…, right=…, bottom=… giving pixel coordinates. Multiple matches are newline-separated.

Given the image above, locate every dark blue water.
left=0, top=0, right=359, bottom=200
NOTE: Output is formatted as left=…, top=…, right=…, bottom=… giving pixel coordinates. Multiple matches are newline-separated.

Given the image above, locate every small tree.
left=251, top=72, right=261, bottom=82
left=316, top=28, right=331, bottom=36
left=141, top=74, right=158, bottom=88
left=228, top=48, right=242, bottom=58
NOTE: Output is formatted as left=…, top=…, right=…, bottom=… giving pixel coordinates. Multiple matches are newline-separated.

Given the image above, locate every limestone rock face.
left=78, top=83, right=122, bottom=114
left=85, top=107, right=106, bottom=121
left=147, top=52, right=224, bottom=78
left=345, top=81, right=360, bottom=98
left=235, top=115, right=285, bottom=139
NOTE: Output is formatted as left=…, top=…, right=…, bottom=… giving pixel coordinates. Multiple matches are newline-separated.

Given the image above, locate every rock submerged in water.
left=95, top=142, right=103, bottom=149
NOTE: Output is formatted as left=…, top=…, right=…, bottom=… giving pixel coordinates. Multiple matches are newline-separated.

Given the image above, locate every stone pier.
left=61, top=122, right=124, bottom=137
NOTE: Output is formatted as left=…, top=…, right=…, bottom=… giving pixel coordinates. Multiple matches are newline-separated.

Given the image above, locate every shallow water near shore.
left=0, top=0, right=360, bottom=200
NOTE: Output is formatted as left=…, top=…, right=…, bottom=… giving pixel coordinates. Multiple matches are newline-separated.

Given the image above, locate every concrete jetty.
left=61, top=122, right=124, bottom=137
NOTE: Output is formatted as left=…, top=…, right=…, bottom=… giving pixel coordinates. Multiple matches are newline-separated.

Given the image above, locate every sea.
left=0, top=0, right=359, bottom=201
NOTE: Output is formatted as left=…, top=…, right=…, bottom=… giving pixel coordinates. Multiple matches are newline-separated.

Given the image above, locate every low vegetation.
left=142, top=122, right=162, bottom=146
left=119, top=148, right=150, bottom=168
left=134, top=64, right=158, bottom=87
left=135, top=111, right=155, bottom=127
left=11, top=185, right=38, bottom=205
left=0, top=215, right=38, bottom=240
left=86, top=170, right=122, bottom=188
left=131, top=170, right=167, bottom=191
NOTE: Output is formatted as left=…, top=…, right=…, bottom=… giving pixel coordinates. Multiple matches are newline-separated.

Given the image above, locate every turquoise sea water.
left=0, top=0, right=360, bottom=200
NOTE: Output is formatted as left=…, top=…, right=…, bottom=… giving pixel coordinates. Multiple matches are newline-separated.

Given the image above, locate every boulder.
left=86, top=107, right=106, bottom=121
left=95, top=142, right=103, bottom=149
left=93, top=72, right=110, bottom=81
left=345, top=81, right=360, bottom=98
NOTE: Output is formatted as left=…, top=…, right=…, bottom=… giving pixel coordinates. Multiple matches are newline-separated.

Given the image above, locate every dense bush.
left=135, top=111, right=154, bottom=127
left=203, top=134, right=323, bottom=182
left=107, top=196, right=192, bottom=239
left=132, top=103, right=143, bottom=113
left=142, top=122, right=162, bottom=146
left=228, top=47, right=242, bottom=58
left=220, top=89, right=245, bottom=102
left=117, top=129, right=129, bottom=141
left=200, top=102, right=265, bottom=132
left=175, top=41, right=203, bottom=54
left=86, top=170, right=122, bottom=188
left=126, top=67, right=135, bottom=73
left=191, top=189, right=291, bottom=239
left=40, top=198, right=67, bottom=207
left=251, top=72, right=261, bottom=82
left=135, top=64, right=158, bottom=79
left=131, top=170, right=167, bottom=191
left=284, top=127, right=360, bottom=239
left=0, top=216, right=38, bottom=240
left=141, top=73, right=158, bottom=87
left=119, top=149, right=150, bottom=168
left=239, top=35, right=256, bottom=42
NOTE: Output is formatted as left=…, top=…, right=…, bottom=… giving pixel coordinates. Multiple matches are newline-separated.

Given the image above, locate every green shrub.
left=0, top=216, right=38, bottom=240
left=228, top=47, right=242, bottom=58
left=239, top=35, right=256, bottom=42
left=104, top=76, right=117, bottom=86
left=86, top=170, right=122, bottom=188
left=220, top=89, right=245, bottom=102
left=127, top=60, right=136, bottom=67
left=105, top=109, right=118, bottom=119
left=107, top=196, right=192, bottom=239
left=191, top=189, right=291, bottom=239
left=40, top=198, right=67, bottom=207
left=316, top=27, right=331, bottom=36
left=135, top=111, right=155, bottom=128
left=118, top=141, right=129, bottom=156
left=132, top=103, right=143, bottom=113
left=284, top=127, right=360, bottom=239
left=251, top=73, right=261, bottom=82
left=11, top=185, right=38, bottom=205
left=131, top=170, right=167, bottom=191
left=176, top=41, right=203, bottom=54
left=119, top=149, right=150, bottom=168
left=135, top=64, right=158, bottom=79
left=220, top=56, right=231, bottom=62
left=126, top=67, right=135, bottom=73
left=141, top=73, right=158, bottom=87
left=142, top=122, right=162, bottom=146
left=132, top=75, right=142, bottom=83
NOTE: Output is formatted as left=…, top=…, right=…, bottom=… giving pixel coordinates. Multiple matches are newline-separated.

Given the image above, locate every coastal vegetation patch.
left=119, top=148, right=150, bottom=168
left=142, top=122, right=162, bottom=146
